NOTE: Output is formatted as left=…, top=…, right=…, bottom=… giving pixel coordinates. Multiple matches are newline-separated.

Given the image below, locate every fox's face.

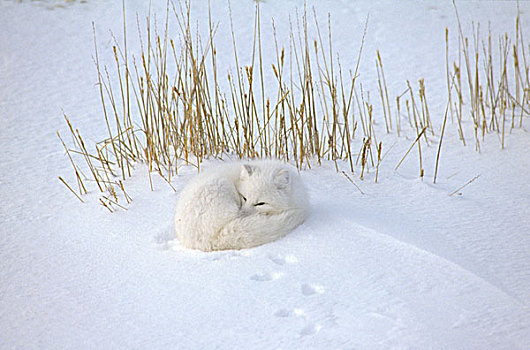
left=237, top=164, right=292, bottom=215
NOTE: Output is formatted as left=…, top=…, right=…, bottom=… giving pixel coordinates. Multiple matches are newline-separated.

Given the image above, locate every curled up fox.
left=174, top=160, right=309, bottom=251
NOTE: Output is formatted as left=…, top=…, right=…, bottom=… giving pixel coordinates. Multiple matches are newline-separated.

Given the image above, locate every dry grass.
left=59, top=0, right=530, bottom=208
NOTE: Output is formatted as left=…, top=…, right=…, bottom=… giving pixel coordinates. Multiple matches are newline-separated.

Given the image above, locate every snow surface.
left=1, top=0, right=530, bottom=349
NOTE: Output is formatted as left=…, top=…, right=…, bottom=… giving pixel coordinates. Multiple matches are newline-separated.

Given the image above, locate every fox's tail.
left=214, top=209, right=306, bottom=250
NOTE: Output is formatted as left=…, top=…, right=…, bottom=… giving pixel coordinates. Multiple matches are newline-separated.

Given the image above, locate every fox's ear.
left=240, top=164, right=256, bottom=180
left=274, top=168, right=290, bottom=189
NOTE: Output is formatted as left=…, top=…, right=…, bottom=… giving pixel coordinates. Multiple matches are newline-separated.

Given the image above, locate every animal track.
left=300, top=323, right=322, bottom=337
left=153, top=225, right=176, bottom=250
left=268, top=254, right=299, bottom=266
left=301, top=283, right=325, bottom=296
left=252, top=253, right=333, bottom=337
left=274, top=308, right=291, bottom=318
left=250, top=272, right=284, bottom=282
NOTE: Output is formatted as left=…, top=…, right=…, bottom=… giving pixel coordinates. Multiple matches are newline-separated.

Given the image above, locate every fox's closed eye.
left=254, top=202, right=266, bottom=207
left=240, top=195, right=247, bottom=202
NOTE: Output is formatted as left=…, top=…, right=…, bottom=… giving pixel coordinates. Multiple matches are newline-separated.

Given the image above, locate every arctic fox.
left=174, top=160, right=309, bottom=251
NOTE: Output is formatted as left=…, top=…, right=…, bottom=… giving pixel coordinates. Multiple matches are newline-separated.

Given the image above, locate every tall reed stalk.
left=59, top=0, right=530, bottom=208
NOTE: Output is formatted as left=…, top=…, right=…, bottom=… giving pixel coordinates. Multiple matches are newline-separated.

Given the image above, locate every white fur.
left=174, top=160, right=309, bottom=251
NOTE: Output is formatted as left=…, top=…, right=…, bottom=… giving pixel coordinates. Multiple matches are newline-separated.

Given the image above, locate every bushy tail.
left=214, top=209, right=306, bottom=250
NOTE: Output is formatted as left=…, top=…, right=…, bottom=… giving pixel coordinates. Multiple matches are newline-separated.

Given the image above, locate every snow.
left=1, top=0, right=530, bottom=349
